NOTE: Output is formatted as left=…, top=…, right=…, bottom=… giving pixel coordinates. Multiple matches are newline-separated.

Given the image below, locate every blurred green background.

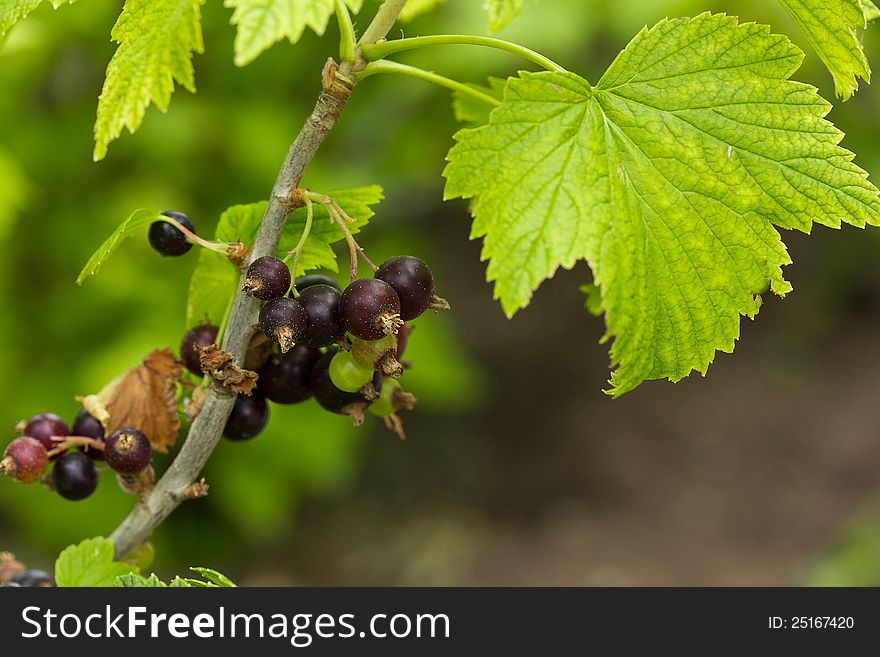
left=3, top=0, right=880, bottom=585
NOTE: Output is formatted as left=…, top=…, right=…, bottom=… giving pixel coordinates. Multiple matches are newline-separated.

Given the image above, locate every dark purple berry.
left=375, top=256, right=435, bottom=320
left=310, top=352, right=380, bottom=424
left=259, top=297, right=307, bottom=353
left=243, top=333, right=273, bottom=371
left=148, top=211, right=195, bottom=256
left=243, top=256, right=291, bottom=301
left=52, top=452, right=98, bottom=501
left=257, top=345, right=320, bottom=405
left=105, top=428, right=152, bottom=474
left=294, top=273, right=341, bottom=293
left=23, top=413, right=69, bottom=457
left=298, top=284, right=345, bottom=347
left=338, top=279, right=404, bottom=341
left=12, top=570, right=55, bottom=587
left=2, top=437, right=48, bottom=484
left=73, top=410, right=106, bottom=461
left=180, top=324, right=219, bottom=376
left=223, top=393, right=269, bottom=441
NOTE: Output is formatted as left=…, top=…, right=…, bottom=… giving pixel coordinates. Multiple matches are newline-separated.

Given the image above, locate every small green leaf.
left=486, top=0, right=524, bottom=32
left=93, top=0, right=206, bottom=161
left=225, top=0, right=364, bottom=67
left=444, top=13, right=880, bottom=395
left=169, top=576, right=194, bottom=587
left=276, top=185, right=384, bottom=275
left=400, top=0, right=445, bottom=23
left=0, top=0, right=76, bottom=41
left=777, top=0, right=877, bottom=100
left=580, top=284, right=603, bottom=317
left=55, top=537, right=138, bottom=587
left=188, top=567, right=236, bottom=587
left=452, top=77, right=506, bottom=126
left=186, top=202, right=265, bottom=328
left=115, top=573, right=167, bottom=587
left=76, top=208, right=162, bottom=285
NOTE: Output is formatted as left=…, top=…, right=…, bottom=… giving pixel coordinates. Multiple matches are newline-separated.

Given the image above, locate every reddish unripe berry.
left=243, top=256, right=291, bottom=301
left=2, top=437, right=48, bottom=484
left=105, top=428, right=152, bottom=474
left=338, top=279, right=404, bottom=341
left=23, top=413, right=69, bottom=458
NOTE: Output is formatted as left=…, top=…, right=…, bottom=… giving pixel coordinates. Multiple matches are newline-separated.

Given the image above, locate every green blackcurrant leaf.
left=225, top=0, right=363, bottom=67
left=452, top=77, right=505, bottom=126
left=188, top=567, right=236, bottom=587
left=444, top=13, right=880, bottom=396
left=485, top=0, right=524, bottom=32
left=169, top=576, right=194, bottom=587
left=580, top=284, right=603, bottom=317
left=76, top=208, right=163, bottom=285
left=777, top=0, right=878, bottom=100
left=276, top=185, right=384, bottom=275
left=55, top=537, right=138, bottom=587
left=400, top=0, right=445, bottom=23
left=115, top=573, right=168, bottom=587
left=186, top=202, right=264, bottom=328
left=93, top=0, right=205, bottom=161
left=0, top=0, right=76, bottom=40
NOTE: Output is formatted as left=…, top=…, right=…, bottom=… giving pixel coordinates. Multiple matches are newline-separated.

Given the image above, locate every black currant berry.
left=223, top=392, right=270, bottom=441
left=310, top=352, right=380, bottom=424
left=23, top=413, right=69, bottom=456
left=294, top=273, right=341, bottom=293
left=52, top=452, right=98, bottom=501
left=257, top=345, right=321, bottom=405
left=12, top=570, right=55, bottom=587
left=375, top=256, right=436, bottom=320
left=73, top=409, right=106, bottom=461
left=148, top=211, right=195, bottom=257
left=243, top=333, right=273, bottom=371
left=2, top=437, right=48, bottom=484
left=338, top=279, right=404, bottom=341
left=180, top=324, right=219, bottom=376
left=243, top=256, right=291, bottom=301
left=105, top=428, right=152, bottom=475
left=259, top=297, right=307, bottom=353
left=298, top=284, right=345, bottom=347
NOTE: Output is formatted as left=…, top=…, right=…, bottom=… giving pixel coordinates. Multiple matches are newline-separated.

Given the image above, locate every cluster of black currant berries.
left=180, top=254, right=444, bottom=441
left=1, top=411, right=154, bottom=502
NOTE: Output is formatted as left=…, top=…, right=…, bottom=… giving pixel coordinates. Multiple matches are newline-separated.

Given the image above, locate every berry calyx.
left=298, top=284, right=345, bottom=347
left=329, top=351, right=375, bottom=393
left=22, top=413, right=69, bottom=456
left=180, top=324, right=219, bottom=376
left=12, top=570, right=55, bottom=587
left=149, top=211, right=196, bottom=257
left=257, top=345, right=320, bottom=405
left=375, top=256, right=437, bottom=320
left=243, top=256, right=291, bottom=301
left=259, top=297, right=307, bottom=353
left=105, top=428, right=152, bottom=474
left=223, top=393, right=270, bottom=441
left=338, top=279, right=404, bottom=341
left=1, top=437, right=48, bottom=484
left=351, top=335, right=404, bottom=377
left=52, top=452, right=98, bottom=501
left=72, top=409, right=106, bottom=461
left=369, top=379, right=418, bottom=418
left=294, top=273, right=341, bottom=293
left=310, top=352, right=378, bottom=425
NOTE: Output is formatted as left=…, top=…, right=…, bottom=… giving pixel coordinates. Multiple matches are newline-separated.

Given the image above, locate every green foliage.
left=55, top=537, right=138, bottom=587
left=93, top=0, right=206, bottom=161
left=778, top=0, right=879, bottom=100
left=444, top=13, right=880, bottom=396
left=452, top=77, right=505, bottom=125
left=400, top=0, right=445, bottom=23
left=225, top=0, right=363, bottom=66
left=486, top=0, right=524, bottom=32
left=76, top=209, right=164, bottom=285
left=116, top=567, right=236, bottom=587
left=0, top=0, right=75, bottom=40
left=186, top=186, right=382, bottom=327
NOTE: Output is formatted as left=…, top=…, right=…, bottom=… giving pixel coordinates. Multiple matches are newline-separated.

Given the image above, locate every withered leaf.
left=87, top=349, right=184, bottom=454
left=198, top=344, right=258, bottom=396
